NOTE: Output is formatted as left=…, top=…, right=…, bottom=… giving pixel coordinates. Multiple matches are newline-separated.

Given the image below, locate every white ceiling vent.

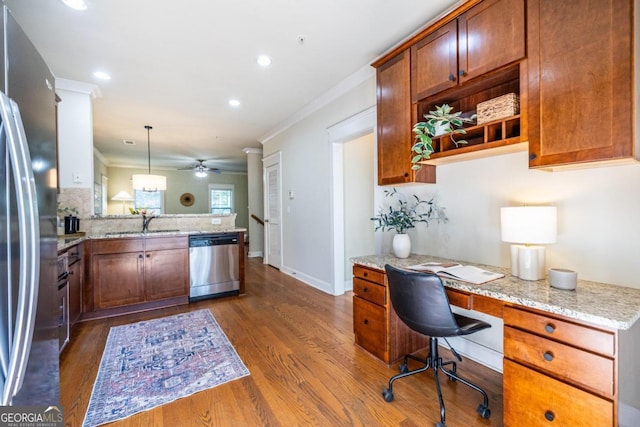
left=123, top=140, right=136, bottom=145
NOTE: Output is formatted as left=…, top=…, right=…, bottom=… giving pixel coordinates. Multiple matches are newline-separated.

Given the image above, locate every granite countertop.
left=351, top=254, right=640, bottom=331
left=57, top=228, right=247, bottom=252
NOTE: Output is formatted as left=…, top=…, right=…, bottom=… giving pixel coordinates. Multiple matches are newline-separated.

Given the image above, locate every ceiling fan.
left=177, top=159, right=221, bottom=177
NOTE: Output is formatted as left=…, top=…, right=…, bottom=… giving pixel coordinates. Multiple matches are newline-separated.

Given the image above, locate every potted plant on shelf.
left=371, top=188, right=448, bottom=258
left=411, top=104, right=476, bottom=170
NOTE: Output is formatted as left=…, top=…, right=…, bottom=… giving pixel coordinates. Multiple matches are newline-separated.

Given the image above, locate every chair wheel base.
left=399, top=363, right=409, bottom=374
left=477, top=403, right=491, bottom=419
left=382, top=388, right=394, bottom=402
left=435, top=422, right=446, bottom=427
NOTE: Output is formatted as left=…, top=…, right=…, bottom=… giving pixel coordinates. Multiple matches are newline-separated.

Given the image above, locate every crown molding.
left=55, top=78, right=102, bottom=98
left=258, top=64, right=375, bottom=144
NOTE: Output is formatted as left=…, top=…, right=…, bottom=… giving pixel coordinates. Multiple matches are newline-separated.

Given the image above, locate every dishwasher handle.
left=189, top=233, right=239, bottom=247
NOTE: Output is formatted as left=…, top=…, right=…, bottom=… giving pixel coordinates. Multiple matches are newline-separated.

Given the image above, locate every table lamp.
left=112, top=191, right=134, bottom=214
left=500, top=206, right=557, bottom=280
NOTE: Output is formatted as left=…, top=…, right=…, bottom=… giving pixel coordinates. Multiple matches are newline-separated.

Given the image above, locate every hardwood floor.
left=61, top=256, right=503, bottom=426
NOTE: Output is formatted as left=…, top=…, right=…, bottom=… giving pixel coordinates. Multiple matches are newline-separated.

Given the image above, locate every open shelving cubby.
left=415, top=63, right=527, bottom=165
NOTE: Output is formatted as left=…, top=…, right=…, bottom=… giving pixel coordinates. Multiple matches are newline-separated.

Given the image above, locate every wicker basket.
left=476, top=93, right=520, bottom=124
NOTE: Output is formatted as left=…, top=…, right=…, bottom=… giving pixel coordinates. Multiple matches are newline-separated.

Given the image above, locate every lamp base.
left=510, top=244, right=546, bottom=280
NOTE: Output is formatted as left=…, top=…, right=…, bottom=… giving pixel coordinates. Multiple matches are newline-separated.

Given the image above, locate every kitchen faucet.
left=141, top=214, right=156, bottom=233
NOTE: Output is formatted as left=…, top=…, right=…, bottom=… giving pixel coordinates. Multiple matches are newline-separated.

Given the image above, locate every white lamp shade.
left=500, top=206, right=557, bottom=244
left=131, top=174, right=167, bottom=192
left=111, top=191, right=134, bottom=201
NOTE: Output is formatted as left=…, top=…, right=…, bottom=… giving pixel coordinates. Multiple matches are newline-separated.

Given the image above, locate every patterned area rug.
left=82, top=309, right=249, bottom=427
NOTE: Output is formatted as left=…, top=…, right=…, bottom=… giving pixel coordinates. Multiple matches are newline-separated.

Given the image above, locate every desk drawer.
left=505, top=326, right=614, bottom=395
left=504, top=359, right=613, bottom=426
left=446, top=289, right=470, bottom=309
left=504, top=305, right=615, bottom=356
left=353, top=277, right=385, bottom=306
left=353, top=296, right=386, bottom=361
left=353, top=265, right=384, bottom=285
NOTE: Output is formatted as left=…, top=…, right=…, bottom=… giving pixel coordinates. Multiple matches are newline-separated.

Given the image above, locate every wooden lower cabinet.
left=504, top=360, right=613, bottom=426
left=503, top=305, right=616, bottom=426
left=144, top=237, right=189, bottom=301
left=352, top=265, right=428, bottom=364
left=66, top=244, right=83, bottom=327
left=89, top=236, right=188, bottom=312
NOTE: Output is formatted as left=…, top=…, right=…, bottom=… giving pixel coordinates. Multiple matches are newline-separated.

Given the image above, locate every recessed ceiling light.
left=93, top=71, right=111, bottom=80
left=257, top=55, right=272, bottom=67
left=229, top=99, right=240, bottom=107
left=60, top=0, right=87, bottom=11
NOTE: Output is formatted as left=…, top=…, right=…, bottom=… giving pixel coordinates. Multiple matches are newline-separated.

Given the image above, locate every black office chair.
left=382, top=264, right=492, bottom=427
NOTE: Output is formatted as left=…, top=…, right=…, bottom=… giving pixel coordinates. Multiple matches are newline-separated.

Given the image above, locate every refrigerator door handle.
left=0, top=92, right=40, bottom=405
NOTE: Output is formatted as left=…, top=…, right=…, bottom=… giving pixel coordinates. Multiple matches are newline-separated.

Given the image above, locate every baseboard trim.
left=247, top=251, right=263, bottom=258
left=280, top=265, right=336, bottom=295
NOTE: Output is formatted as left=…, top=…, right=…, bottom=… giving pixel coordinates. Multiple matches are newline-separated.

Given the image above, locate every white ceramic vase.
left=392, top=233, right=411, bottom=258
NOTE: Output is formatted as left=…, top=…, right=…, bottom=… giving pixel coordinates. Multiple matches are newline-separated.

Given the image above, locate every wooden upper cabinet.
left=411, top=21, right=457, bottom=101
left=458, top=0, right=525, bottom=84
left=528, top=0, right=634, bottom=168
left=377, top=50, right=436, bottom=185
left=411, top=0, right=525, bottom=102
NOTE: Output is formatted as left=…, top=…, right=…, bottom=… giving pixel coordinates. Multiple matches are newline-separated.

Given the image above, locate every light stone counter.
left=58, top=228, right=246, bottom=252
left=351, top=254, right=640, bottom=331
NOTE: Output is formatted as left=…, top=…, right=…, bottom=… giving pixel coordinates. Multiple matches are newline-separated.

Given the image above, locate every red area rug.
left=82, top=309, right=249, bottom=427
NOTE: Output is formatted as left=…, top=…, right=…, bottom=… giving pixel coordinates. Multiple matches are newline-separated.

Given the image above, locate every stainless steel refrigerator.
left=0, top=4, right=59, bottom=406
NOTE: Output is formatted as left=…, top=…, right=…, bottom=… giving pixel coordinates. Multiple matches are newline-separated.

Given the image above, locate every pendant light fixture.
left=131, top=125, right=167, bottom=192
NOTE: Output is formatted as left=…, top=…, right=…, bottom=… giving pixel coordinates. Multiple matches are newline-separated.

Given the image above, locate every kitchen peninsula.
left=57, top=213, right=246, bottom=323
left=351, top=254, right=640, bottom=426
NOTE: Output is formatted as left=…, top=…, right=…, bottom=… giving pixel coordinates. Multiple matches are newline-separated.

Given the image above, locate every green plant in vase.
left=371, top=188, right=447, bottom=258
left=411, top=104, right=476, bottom=170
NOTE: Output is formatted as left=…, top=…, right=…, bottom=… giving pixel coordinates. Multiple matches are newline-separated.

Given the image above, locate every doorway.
left=263, top=152, right=282, bottom=270
left=329, top=106, right=376, bottom=295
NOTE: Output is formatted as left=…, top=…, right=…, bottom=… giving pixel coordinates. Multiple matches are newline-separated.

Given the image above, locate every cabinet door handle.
left=544, top=410, right=555, bottom=422
left=138, top=254, right=143, bottom=259
left=544, top=323, right=555, bottom=334
left=448, top=74, right=456, bottom=81
left=529, top=153, right=537, bottom=160
left=458, top=69, right=466, bottom=77
left=543, top=351, right=554, bottom=362
left=146, top=254, right=150, bottom=258
left=363, top=272, right=368, bottom=277
left=363, top=319, right=369, bottom=325
left=363, top=287, right=368, bottom=293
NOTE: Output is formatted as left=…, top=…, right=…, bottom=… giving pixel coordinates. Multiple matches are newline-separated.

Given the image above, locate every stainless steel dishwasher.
left=189, top=233, right=240, bottom=301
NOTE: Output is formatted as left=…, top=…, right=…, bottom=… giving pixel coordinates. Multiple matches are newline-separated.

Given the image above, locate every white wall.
left=344, top=133, right=375, bottom=283
left=262, top=77, right=376, bottom=291
left=56, top=86, right=94, bottom=189
left=384, top=152, right=640, bottom=289
left=245, top=148, right=264, bottom=256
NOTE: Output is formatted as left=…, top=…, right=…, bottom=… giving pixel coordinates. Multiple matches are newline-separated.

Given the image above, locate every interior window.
left=134, top=190, right=164, bottom=214
left=209, top=185, right=234, bottom=215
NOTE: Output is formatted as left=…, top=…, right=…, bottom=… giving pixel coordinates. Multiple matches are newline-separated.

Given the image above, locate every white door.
left=263, top=153, right=282, bottom=269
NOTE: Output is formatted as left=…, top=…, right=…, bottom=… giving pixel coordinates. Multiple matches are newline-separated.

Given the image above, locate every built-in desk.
left=351, top=254, right=640, bottom=427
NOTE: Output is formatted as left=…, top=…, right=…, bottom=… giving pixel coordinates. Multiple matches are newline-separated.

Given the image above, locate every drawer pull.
left=544, top=323, right=556, bottom=334
left=363, top=319, right=369, bottom=325
left=363, top=272, right=368, bottom=277
left=544, top=410, right=555, bottom=422
left=363, top=287, right=368, bottom=293
left=543, top=351, right=554, bottom=362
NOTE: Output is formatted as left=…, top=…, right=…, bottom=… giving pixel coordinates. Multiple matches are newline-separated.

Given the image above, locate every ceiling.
left=4, top=0, right=458, bottom=173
